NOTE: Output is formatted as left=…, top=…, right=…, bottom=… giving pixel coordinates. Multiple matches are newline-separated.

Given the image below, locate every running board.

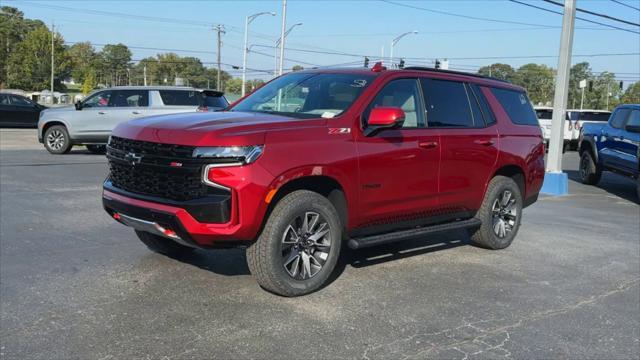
left=347, top=218, right=482, bottom=250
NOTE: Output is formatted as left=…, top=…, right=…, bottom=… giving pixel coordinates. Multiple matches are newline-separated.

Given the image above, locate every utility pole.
left=214, top=24, right=225, bottom=90
left=390, top=31, right=418, bottom=68
left=380, top=46, right=384, bottom=63
left=278, top=0, right=287, bottom=76
left=50, top=22, right=54, bottom=103
left=242, top=12, right=276, bottom=96
left=143, top=65, right=147, bottom=86
left=606, top=82, right=611, bottom=110
left=545, top=0, right=576, bottom=194
left=579, top=79, right=586, bottom=110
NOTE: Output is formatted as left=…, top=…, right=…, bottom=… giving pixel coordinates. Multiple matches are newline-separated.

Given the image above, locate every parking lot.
left=0, top=128, right=638, bottom=359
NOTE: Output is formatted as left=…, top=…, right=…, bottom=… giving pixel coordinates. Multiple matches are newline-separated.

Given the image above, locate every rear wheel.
left=86, top=144, right=106, bottom=154
left=470, top=176, right=523, bottom=250
left=44, top=125, right=72, bottom=154
left=246, top=190, right=342, bottom=296
left=135, top=230, right=195, bottom=257
left=579, top=151, right=602, bottom=185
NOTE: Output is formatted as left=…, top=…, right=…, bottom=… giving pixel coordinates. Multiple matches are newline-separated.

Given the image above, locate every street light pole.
left=278, top=0, right=288, bottom=76
left=50, top=21, right=54, bottom=102
left=242, top=11, right=276, bottom=97
left=274, top=22, right=302, bottom=76
left=213, top=24, right=226, bottom=90
left=390, top=30, right=417, bottom=67
left=545, top=0, right=576, bottom=195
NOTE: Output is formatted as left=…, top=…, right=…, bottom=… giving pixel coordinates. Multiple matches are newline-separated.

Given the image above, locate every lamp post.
left=242, top=11, right=276, bottom=96
left=274, top=22, right=303, bottom=76
left=390, top=30, right=417, bottom=67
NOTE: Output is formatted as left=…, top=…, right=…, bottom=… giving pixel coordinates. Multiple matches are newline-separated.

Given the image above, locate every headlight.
left=192, top=145, right=263, bottom=165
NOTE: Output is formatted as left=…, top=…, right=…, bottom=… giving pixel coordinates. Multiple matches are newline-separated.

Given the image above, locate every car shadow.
left=566, top=170, right=639, bottom=204
left=171, top=248, right=251, bottom=276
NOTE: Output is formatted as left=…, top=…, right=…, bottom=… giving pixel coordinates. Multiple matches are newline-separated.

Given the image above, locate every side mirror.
left=74, top=101, right=83, bottom=110
left=364, top=107, right=405, bottom=136
left=625, top=124, right=640, bottom=133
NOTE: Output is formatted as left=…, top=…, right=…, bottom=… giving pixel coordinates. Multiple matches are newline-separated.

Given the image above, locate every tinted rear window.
left=421, top=78, right=475, bottom=127
left=567, top=111, right=611, bottom=122
left=535, top=109, right=553, bottom=120
left=491, top=88, right=539, bottom=126
left=159, top=90, right=201, bottom=106
left=202, top=94, right=228, bottom=108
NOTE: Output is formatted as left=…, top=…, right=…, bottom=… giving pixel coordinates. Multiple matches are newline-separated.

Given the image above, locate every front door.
left=601, top=107, right=631, bottom=170
left=356, top=78, right=440, bottom=232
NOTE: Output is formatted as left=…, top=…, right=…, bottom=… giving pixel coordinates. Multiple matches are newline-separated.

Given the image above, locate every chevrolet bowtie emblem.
left=124, top=152, right=143, bottom=166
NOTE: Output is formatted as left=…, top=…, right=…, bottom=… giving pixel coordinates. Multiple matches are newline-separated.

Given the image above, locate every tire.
left=470, top=176, right=523, bottom=250
left=246, top=190, right=342, bottom=296
left=135, top=230, right=195, bottom=257
left=43, top=125, right=72, bottom=154
left=86, top=144, right=106, bottom=154
left=579, top=151, right=602, bottom=185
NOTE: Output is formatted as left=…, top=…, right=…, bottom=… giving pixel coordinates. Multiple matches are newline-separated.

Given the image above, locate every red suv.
left=103, top=64, right=545, bottom=296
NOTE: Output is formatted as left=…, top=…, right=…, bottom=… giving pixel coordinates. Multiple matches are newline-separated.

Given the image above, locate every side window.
left=610, top=109, right=630, bottom=129
left=490, top=87, right=539, bottom=126
left=364, top=78, right=424, bottom=128
left=109, top=90, right=148, bottom=107
left=159, top=90, right=200, bottom=106
left=10, top=95, right=32, bottom=106
left=0, top=94, right=11, bottom=105
left=626, top=110, right=640, bottom=127
left=421, top=78, right=474, bottom=128
left=470, top=84, right=497, bottom=125
left=83, top=91, right=112, bottom=108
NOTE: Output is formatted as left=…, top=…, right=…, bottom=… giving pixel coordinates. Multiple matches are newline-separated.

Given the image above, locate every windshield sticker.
left=351, top=79, right=368, bottom=88
left=321, top=112, right=336, bottom=118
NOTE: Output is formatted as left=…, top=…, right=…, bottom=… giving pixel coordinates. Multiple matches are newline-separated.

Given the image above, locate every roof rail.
left=403, top=66, right=511, bottom=84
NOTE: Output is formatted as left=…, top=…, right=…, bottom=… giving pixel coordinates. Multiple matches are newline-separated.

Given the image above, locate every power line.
left=611, top=0, right=640, bottom=12
left=508, top=0, right=640, bottom=34
left=542, top=0, right=640, bottom=27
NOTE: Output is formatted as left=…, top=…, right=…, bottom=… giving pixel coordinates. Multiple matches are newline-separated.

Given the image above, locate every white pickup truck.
left=535, top=107, right=611, bottom=151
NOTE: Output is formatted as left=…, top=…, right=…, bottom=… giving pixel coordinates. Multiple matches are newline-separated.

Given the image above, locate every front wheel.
left=246, top=190, right=342, bottom=296
left=579, top=151, right=602, bottom=185
left=470, top=176, right=523, bottom=250
left=44, top=125, right=72, bottom=154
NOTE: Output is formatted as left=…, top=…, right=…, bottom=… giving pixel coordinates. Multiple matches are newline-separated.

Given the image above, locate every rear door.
left=421, top=78, right=499, bottom=213
left=104, top=90, right=150, bottom=131
left=0, top=94, right=19, bottom=126
left=601, top=108, right=631, bottom=170
left=73, top=90, right=113, bottom=137
left=9, top=95, right=39, bottom=126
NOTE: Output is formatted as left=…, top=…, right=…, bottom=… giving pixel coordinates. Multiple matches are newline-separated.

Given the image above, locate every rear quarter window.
left=159, top=90, right=201, bottom=106
left=491, top=88, right=539, bottom=126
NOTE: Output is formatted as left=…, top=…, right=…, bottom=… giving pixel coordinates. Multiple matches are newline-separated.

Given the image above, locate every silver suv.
left=38, top=86, right=228, bottom=154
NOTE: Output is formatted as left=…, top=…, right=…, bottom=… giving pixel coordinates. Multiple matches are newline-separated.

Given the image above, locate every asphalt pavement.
left=1, top=128, right=638, bottom=359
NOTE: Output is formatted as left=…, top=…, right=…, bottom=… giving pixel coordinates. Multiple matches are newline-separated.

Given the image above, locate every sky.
left=4, top=0, right=640, bottom=82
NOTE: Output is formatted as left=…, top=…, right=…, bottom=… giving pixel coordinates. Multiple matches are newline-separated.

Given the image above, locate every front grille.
left=106, top=137, right=222, bottom=202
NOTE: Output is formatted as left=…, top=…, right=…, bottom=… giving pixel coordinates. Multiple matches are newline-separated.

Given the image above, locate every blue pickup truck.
left=578, top=104, right=640, bottom=198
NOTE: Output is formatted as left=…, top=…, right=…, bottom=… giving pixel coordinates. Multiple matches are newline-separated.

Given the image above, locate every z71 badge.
left=328, top=128, right=351, bottom=135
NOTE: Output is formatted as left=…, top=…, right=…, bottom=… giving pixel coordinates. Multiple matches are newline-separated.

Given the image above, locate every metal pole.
left=580, top=86, right=584, bottom=110
left=390, top=31, right=417, bottom=68
left=546, top=0, right=577, bottom=174
left=278, top=0, right=287, bottom=76
left=389, top=41, right=394, bottom=67
left=606, top=82, right=610, bottom=110
left=274, top=40, right=279, bottom=76
left=50, top=22, right=54, bottom=102
left=242, top=16, right=250, bottom=96
left=380, top=46, right=384, bottom=62
left=143, top=65, right=147, bottom=86
left=214, top=24, right=225, bottom=90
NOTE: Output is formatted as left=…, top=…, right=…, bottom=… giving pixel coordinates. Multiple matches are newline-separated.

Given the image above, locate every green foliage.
left=620, top=82, right=640, bottom=104
left=6, top=26, right=71, bottom=91
left=0, top=6, right=46, bottom=87
left=225, top=78, right=242, bottom=94
left=100, top=43, right=132, bottom=86
left=477, top=63, right=515, bottom=82
left=513, top=63, right=555, bottom=105
left=291, top=65, right=304, bottom=72
left=68, top=42, right=98, bottom=84
left=81, top=70, right=96, bottom=95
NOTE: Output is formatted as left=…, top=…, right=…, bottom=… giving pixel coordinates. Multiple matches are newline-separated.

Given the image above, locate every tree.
left=6, top=26, right=71, bottom=91
left=68, top=42, right=98, bottom=84
left=620, top=82, right=640, bottom=104
left=81, top=70, right=96, bottom=95
left=477, top=63, right=515, bottom=82
left=225, top=78, right=242, bottom=94
left=586, top=72, right=622, bottom=110
left=99, top=43, right=131, bottom=86
left=568, top=62, right=592, bottom=109
left=0, top=6, right=46, bottom=87
left=291, top=65, right=304, bottom=72
left=513, top=63, right=555, bottom=105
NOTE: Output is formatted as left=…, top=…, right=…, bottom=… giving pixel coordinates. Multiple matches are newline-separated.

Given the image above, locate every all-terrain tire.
left=470, top=176, right=523, bottom=250
left=579, top=150, right=602, bottom=185
left=246, top=190, right=342, bottom=297
left=135, top=230, right=195, bottom=257
left=43, top=125, right=72, bottom=154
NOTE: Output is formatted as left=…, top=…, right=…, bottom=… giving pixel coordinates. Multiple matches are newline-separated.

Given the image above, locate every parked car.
left=535, top=106, right=572, bottom=151
left=567, top=109, right=611, bottom=150
left=0, top=92, right=47, bottom=128
left=102, top=65, right=545, bottom=296
left=579, top=104, right=640, bottom=198
left=38, top=86, right=228, bottom=154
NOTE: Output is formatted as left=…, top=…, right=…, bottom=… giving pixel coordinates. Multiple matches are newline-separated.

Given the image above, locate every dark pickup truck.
left=578, top=104, right=640, bottom=198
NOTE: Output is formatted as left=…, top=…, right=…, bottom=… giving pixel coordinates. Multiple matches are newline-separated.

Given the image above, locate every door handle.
left=132, top=111, right=141, bottom=115
left=474, top=140, right=495, bottom=146
left=98, top=111, right=106, bottom=115
left=418, top=141, right=438, bottom=149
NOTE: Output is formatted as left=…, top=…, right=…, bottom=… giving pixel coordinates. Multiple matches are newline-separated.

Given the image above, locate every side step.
left=347, top=218, right=482, bottom=250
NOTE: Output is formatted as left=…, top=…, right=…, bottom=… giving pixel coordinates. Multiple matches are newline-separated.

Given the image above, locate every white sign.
left=579, top=79, right=587, bottom=89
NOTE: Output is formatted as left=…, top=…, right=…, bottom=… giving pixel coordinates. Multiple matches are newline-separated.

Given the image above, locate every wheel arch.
left=491, top=165, right=526, bottom=200
left=579, top=138, right=598, bottom=163
left=41, top=120, right=69, bottom=140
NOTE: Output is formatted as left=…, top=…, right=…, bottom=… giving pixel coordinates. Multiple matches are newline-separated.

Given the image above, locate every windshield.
left=231, top=72, right=375, bottom=119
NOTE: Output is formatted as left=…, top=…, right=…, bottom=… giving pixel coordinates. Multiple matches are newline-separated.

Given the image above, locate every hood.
left=111, top=111, right=325, bottom=147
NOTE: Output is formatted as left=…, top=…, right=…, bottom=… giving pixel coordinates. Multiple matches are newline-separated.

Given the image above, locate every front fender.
left=38, top=118, right=71, bottom=143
